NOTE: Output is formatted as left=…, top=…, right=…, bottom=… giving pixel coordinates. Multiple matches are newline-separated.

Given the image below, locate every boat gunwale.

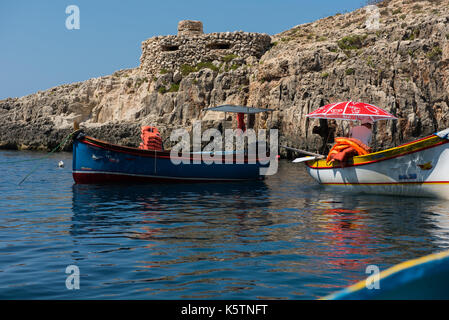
left=306, top=134, right=449, bottom=170
left=77, top=135, right=270, bottom=164
left=322, top=249, right=449, bottom=300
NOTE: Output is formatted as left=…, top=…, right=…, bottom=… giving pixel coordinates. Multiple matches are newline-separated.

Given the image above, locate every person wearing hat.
left=349, top=119, right=373, bottom=146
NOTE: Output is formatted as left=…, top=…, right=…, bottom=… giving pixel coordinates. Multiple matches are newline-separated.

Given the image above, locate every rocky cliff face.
left=254, top=0, right=449, bottom=155
left=1, top=0, right=448, bottom=156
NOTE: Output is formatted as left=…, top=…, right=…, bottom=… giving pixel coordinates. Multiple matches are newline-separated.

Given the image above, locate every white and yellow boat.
left=305, top=129, right=449, bottom=199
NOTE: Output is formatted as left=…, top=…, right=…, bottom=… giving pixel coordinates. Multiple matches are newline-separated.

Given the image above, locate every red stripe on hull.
left=321, top=181, right=449, bottom=185
left=72, top=172, right=259, bottom=184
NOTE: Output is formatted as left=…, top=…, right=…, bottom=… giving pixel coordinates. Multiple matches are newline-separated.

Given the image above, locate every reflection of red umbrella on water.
left=306, top=101, right=397, bottom=122
left=322, top=208, right=377, bottom=271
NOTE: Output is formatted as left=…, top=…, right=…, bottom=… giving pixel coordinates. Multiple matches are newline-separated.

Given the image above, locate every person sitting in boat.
left=349, top=119, right=373, bottom=146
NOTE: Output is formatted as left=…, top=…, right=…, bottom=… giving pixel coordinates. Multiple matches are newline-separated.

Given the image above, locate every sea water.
left=1, top=150, right=449, bottom=299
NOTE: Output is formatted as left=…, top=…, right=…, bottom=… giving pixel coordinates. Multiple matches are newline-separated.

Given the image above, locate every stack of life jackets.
left=139, top=126, right=163, bottom=151
left=326, top=137, right=371, bottom=164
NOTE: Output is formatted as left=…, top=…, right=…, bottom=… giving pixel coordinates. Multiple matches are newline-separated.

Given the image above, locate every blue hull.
left=72, top=134, right=269, bottom=183
left=324, top=250, right=449, bottom=300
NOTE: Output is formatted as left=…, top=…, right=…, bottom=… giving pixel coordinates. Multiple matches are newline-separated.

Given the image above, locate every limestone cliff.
left=1, top=0, right=448, bottom=156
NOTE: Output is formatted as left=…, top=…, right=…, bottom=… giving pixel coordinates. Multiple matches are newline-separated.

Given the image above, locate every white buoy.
left=58, top=161, right=64, bottom=168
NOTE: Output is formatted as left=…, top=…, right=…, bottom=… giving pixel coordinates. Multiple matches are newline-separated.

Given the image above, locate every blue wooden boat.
left=72, top=105, right=274, bottom=184
left=72, top=133, right=271, bottom=183
left=323, top=250, right=449, bottom=300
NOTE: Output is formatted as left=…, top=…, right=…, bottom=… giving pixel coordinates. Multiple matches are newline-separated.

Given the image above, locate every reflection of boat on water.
left=306, top=194, right=449, bottom=295
left=304, top=206, right=381, bottom=281
left=70, top=181, right=271, bottom=238
left=321, top=208, right=375, bottom=270
left=323, top=249, right=449, bottom=300
left=71, top=181, right=270, bottom=214
left=306, top=130, right=449, bottom=199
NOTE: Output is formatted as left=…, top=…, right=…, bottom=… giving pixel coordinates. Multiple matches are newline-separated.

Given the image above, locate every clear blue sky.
left=0, top=0, right=367, bottom=99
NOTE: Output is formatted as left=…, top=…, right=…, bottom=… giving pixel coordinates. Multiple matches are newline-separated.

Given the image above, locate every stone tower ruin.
left=139, top=20, right=272, bottom=75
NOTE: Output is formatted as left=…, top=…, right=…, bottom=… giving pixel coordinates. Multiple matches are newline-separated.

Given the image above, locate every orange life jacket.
left=326, top=137, right=371, bottom=164
left=139, top=126, right=163, bottom=151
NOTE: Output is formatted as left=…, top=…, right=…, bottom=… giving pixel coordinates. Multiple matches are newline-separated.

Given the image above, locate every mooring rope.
left=3, top=131, right=77, bottom=185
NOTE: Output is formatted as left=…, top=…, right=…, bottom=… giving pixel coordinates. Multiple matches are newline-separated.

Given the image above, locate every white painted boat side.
left=306, top=140, right=449, bottom=199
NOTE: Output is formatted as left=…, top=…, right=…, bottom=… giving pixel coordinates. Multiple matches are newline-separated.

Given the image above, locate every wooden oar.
left=280, top=145, right=325, bottom=164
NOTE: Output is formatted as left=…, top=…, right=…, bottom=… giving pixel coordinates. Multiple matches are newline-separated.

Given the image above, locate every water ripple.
left=1, top=150, right=449, bottom=299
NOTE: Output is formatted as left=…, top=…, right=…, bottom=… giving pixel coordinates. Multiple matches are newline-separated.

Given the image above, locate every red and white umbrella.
left=306, top=101, right=397, bottom=122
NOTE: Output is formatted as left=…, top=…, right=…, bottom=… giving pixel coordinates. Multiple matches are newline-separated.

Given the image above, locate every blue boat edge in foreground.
left=322, top=249, right=449, bottom=300
left=72, top=132, right=271, bottom=184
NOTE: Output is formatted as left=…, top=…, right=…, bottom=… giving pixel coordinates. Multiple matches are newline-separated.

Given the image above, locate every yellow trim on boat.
left=308, top=135, right=444, bottom=169
left=321, top=249, right=449, bottom=300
